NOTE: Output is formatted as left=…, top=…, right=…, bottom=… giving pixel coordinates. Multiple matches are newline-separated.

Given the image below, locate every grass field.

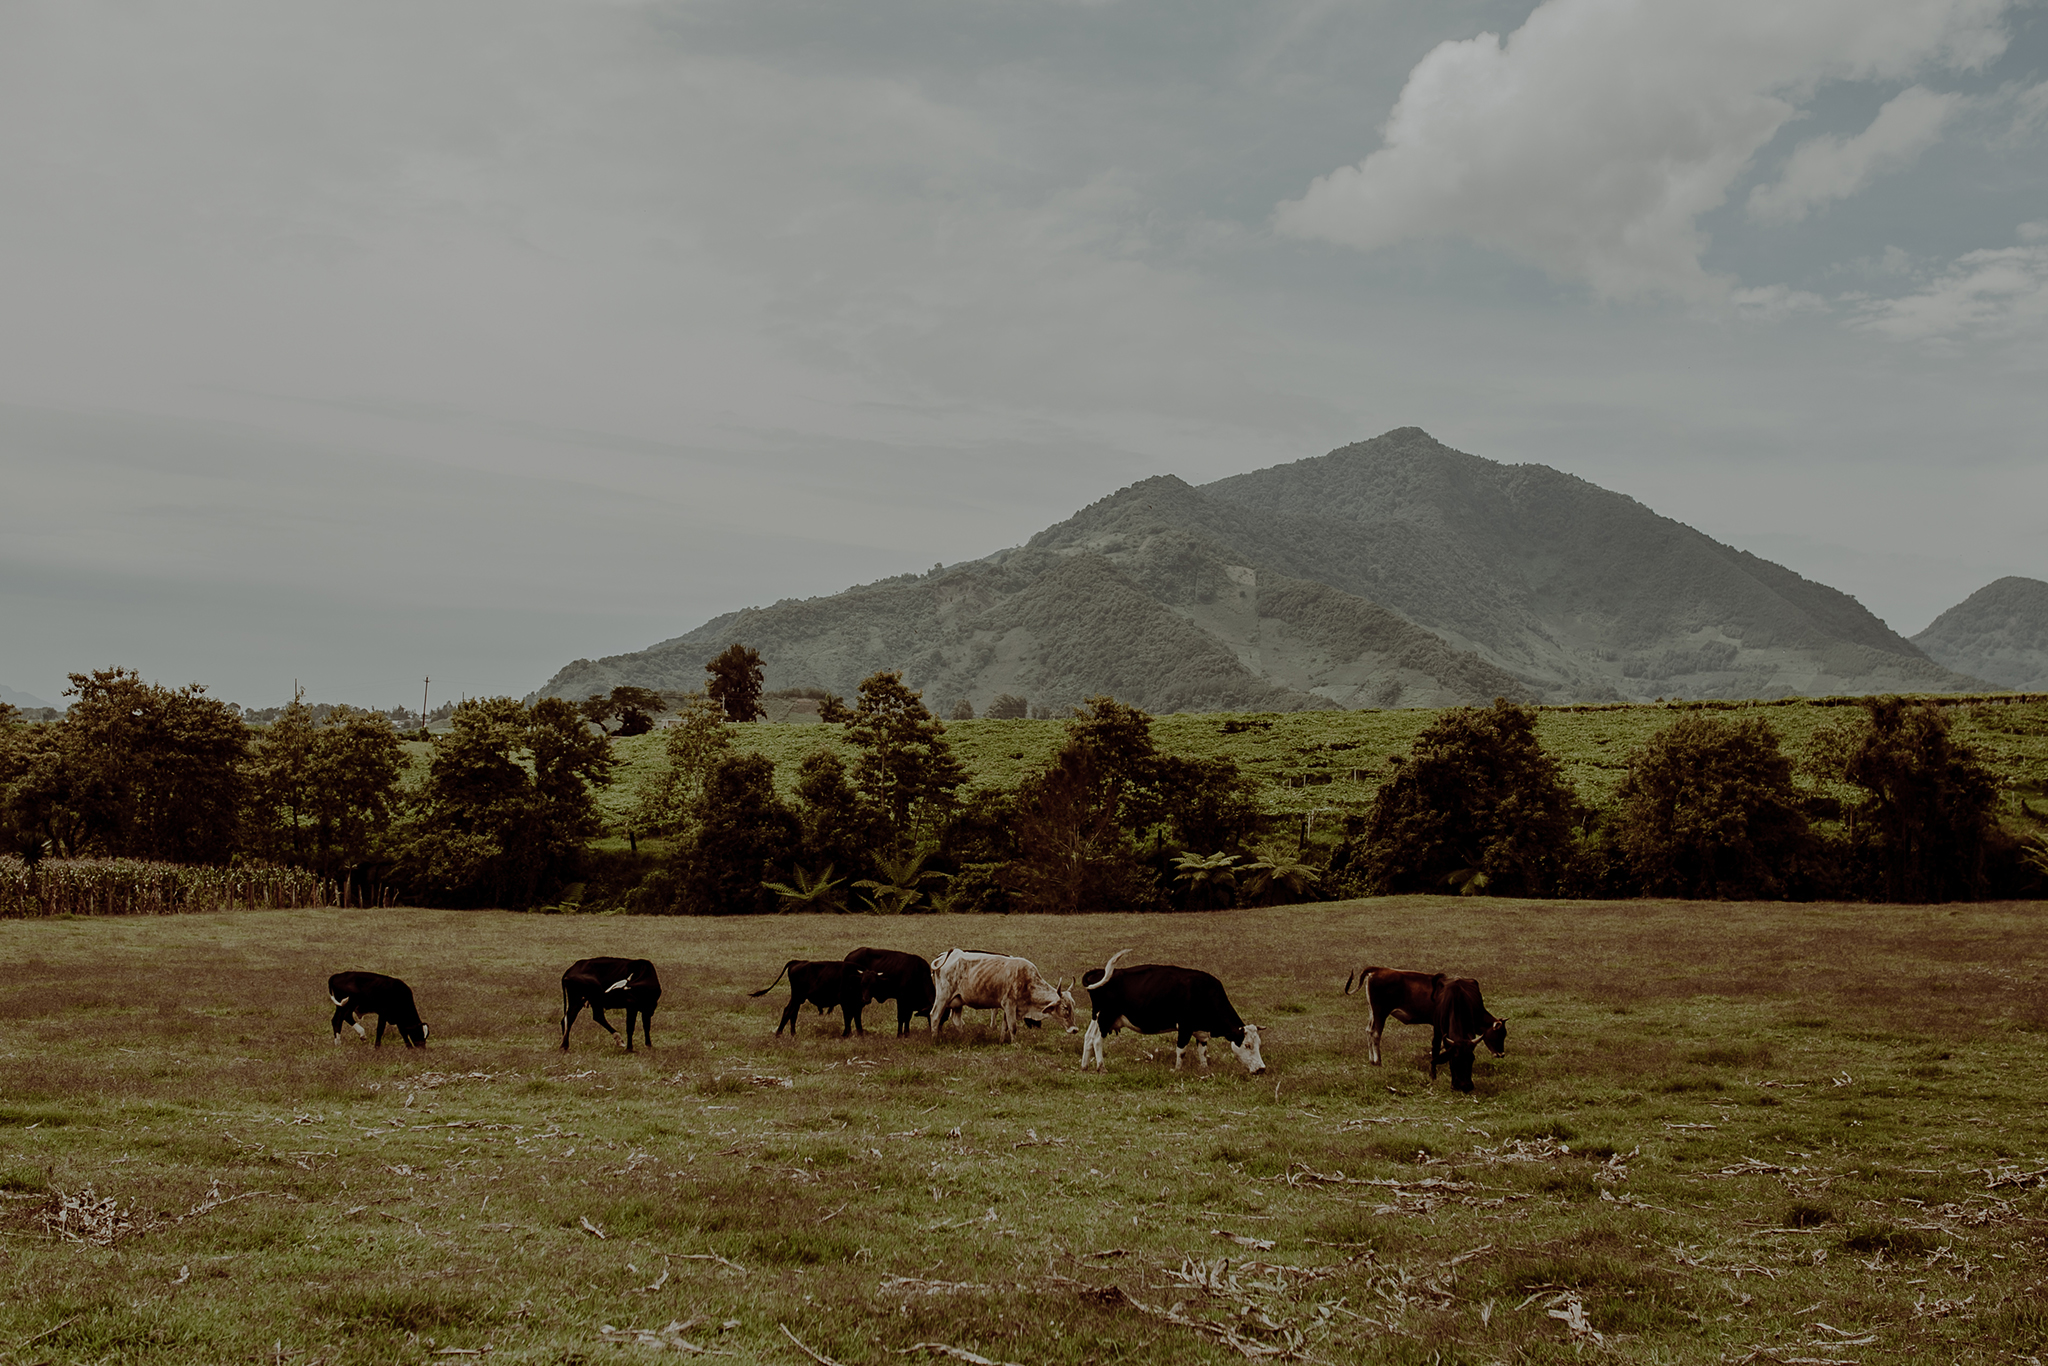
left=6, top=900, right=2048, bottom=1364
left=583, top=697, right=2048, bottom=835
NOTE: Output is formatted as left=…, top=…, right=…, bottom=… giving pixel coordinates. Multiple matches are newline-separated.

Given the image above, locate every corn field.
left=0, top=857, right=373, bottom=918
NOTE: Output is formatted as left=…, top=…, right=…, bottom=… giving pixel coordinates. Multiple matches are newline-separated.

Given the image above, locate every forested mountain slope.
left=539, top=428, right=1984, bottom=711
left=1913, top=577, right=2048, bottom=691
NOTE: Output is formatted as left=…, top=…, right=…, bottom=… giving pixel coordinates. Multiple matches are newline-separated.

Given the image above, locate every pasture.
left=3, top=899, right=2048, bottom=1364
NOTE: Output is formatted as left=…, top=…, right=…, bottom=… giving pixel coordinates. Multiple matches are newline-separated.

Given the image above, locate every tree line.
left=3, top=658, right=2038, bottom=910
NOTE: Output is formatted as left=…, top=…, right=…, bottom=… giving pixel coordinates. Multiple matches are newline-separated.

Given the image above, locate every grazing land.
left=4, top=900, right=2048, bottom=1364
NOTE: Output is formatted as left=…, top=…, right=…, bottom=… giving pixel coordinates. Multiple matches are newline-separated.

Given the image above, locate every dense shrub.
left=1614, top=715, right=1813, bottom=899
left=670, top=753, right=799, bottom=915
left=1357, top=699, right=1580, bottom=896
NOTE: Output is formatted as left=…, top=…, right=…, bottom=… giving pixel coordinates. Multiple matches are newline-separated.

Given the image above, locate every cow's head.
left=1229, top=1023, right=1266, bottom=1075
left=1032, top=980, right=1080, bottom=1033
left=1481, top=1017, right=1507, bottom=1056
left=402, top=1020, right=429, bottom=1048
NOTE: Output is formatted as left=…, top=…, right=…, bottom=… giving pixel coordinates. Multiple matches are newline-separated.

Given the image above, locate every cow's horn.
left=608, top=977, right=632, bottom=993
left=1094, top=948, right=1133, bottom=991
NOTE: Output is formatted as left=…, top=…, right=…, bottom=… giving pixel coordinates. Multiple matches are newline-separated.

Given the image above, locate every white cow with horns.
left=930, top=948, right=1077, bottom=1041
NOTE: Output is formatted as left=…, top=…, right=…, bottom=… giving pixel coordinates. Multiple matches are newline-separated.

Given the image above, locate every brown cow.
left=1344, top=966, right=1506, bottom=1090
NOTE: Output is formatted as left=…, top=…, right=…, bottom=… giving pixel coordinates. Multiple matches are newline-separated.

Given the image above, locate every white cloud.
left=1747, top=85, right=1960, bottom=224
left=1853, top=222, right=2048, bottom=348
left=1275, top=0, right=2014, bottom=300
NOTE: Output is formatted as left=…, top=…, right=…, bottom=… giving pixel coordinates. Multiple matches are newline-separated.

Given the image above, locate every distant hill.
left=0, top=684, right=55, bottom=711
left=538, top=428, right=1985, bottom=711
left=1912, top=577, right=2048, bottom=691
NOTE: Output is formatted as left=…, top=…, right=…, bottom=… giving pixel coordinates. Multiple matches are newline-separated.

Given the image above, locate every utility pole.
left=421, top=676, right=430, bottom=737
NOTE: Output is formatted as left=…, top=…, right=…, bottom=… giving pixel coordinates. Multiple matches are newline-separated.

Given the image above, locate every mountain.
left=0, top=684, right=56, bottom=711
left=538, top=428, right=1986, bottom=712
left=1911, top=577, right=2048, bottom=691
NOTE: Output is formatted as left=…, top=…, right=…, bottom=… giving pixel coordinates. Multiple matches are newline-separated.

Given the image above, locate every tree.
left=1002, top=741, right=1150, bottom=914
left=249, top=696, right=404, bottom=875
left=397, top=696, right=614, bottom=906
left=1614, top=714, right=1812, bottom=899
left=1059, top=697, right=1257, bottom=851
left=705, top=645, right=766, bottom=722
left=1154, top=755, right=1261, bottom=853
left=673, top=752, right=799, bottom=914
left=580, top=685, right=664, bottom=737
left=634, top=694, right=730, bottom=836
left=792, top=750, right=881, bottom=876
left=844, top=672, right=967, bottom=846
left=1838, top=698, right=2000, bottom=902
left=987, top=694, right=1028, bottom=721
left=1358, top=699, right=1580, bottom=896
left=950, top=699, right=975, bottom=721
left=54, top=668, right=248, bottom=863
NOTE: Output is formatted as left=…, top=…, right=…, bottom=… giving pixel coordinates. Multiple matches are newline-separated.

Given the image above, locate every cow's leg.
left=561, top=992, right=586, bottom=1050
left=1001, top=1000, right=1019, bottom=1043
left=588, top=1003, right=621, bottom=1045
left=622, top=1006, right=637, bottom=1053
left=1174, top=1026, right=1195, bottom=1070
left=331, top=1001, right=354, bottom=1043
left=777, top=996, right=803, bottom=1036
left=639, top=1007, right=654, bottom=1050
left=1368, top=1006, right=1386, bottom=1067
left=1080, top=1018, right=1103, bottom=1071
left=1195, top=1033, right=1211, bottom=1070
left=373, top=1016, right=387, bottom=1048
left=898, top=1000, right=912, bottom=1037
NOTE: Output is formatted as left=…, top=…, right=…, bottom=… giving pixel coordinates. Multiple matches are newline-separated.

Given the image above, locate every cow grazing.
left=930, top=949, right=1075, bottom=1041
left=843, top=947, right=936, bottom=1036
left=1430, top=977, right=1507, bottom=1093
left=560, top=957, right=662, bottom=1052
left=1344, top=966, right=1506, bottom=1090
left=1078, top=950, right=1266, bottom=1074
left=749, top=960, right=879, bottom=1038
left=328, top=971, right=428, bottom=1049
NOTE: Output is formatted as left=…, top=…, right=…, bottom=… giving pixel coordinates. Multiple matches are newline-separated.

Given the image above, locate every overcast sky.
left=3, top=0, right=2044, bottom=710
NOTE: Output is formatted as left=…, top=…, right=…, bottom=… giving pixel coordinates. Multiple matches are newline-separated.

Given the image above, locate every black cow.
left=328, top=971, right=428, bottom=1049
left=1430, top=977, right=1507, bottom=1093
left=560, top=957, right=662, bottom=1052
left=844, top=947, right=935, bottom=1036
left=748, top=960, right=879, bottom=1037
left=1077, top=950, right=1266, bottom=1074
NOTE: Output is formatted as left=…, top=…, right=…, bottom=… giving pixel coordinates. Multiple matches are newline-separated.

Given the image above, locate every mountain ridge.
left=538, top=428, right=1989, bottom=711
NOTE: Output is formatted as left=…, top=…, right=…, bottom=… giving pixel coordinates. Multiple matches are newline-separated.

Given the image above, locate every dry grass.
left=3, top=899, right=2048, bottom=1364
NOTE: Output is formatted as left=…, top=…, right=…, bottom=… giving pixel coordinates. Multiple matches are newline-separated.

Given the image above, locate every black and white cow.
left=748, top=960, right=879, bottom=1037
left=1077, top=950, right=1265, bottom=1074
left=843, top=947, right=936, bottom=1036
left=328, top=971, right=429, bottom=1048
left=560, top=957, right=662, bottom=1051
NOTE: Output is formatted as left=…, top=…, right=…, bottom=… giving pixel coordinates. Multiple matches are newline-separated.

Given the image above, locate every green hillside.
left=588, top=693, right=2048, bottom=836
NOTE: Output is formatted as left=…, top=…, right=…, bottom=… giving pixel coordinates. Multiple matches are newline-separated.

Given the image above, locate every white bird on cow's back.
left=929, top=948, right=1077, bottom=1041
left=1077, top=950, right=1266, bottom=1074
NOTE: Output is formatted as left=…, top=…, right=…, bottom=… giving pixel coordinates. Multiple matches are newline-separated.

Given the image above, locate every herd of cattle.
left=326, top=952, right=1509, bottom=1091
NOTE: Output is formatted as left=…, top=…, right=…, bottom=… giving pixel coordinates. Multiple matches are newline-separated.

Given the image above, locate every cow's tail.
left=1092, top=948, right=1133, bottom=992
left=1342, top=965, right=1380, bottom=996
left=747, top=961, right=797, bottom=997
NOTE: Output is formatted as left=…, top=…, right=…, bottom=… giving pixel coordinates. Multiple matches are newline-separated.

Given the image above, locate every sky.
left=2, top=0, right=2044, bottom=711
